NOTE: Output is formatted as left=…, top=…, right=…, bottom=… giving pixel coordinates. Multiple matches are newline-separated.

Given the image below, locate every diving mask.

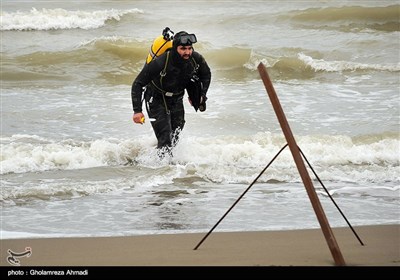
left=177, top=34, right=197, bottom=45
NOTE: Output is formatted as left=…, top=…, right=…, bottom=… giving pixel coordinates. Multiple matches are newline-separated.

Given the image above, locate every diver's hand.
left=199, top=94, right=207, bottom=112
left=200, top=94, right=207, bottom=103
left=133, top=112, right=145, bottom=124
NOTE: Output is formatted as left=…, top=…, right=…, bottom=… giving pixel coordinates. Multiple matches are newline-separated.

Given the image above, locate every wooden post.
left=257, top=63, right=345, bottom=266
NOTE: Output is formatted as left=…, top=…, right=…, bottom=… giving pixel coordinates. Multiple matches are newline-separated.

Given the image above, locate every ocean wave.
left=279, top=5, right=400, bottom=32
left=1, top=175, right=120, bottom=204
left=1, top=132, right=399, bottom=180
left=2, top=38, right=398, bottom=85
left=1, top=131, right=399, bottom=204
left=296, top=53, right=400, bottom=73
left=2, top=4, right=398, bottom=33
left=0, top=7, right=143, bottom=31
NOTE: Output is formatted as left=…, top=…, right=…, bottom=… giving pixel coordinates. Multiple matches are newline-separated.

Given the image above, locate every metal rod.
left=298, top=147, right=364, bottom=246
left=193, top=144, right=289, bottom=250
left=257, top=62, right=346, bottom=266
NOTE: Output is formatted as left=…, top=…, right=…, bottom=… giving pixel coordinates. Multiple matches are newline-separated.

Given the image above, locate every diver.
left=131, top=31, right=211, bottom=157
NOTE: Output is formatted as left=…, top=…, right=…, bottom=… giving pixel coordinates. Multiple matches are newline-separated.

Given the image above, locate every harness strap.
left=160, top=51, right=170, bottom=87
left=191, top=57, right=199, bottom=73
left=150, top=53, right=199, bottom=115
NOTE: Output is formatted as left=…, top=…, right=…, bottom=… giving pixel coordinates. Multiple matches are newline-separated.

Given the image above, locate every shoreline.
left=1, top=224, right=399, bottom=267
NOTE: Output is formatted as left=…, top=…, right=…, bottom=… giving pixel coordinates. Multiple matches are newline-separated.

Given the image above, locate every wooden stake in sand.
left=257, top=62, right=346, bottom=266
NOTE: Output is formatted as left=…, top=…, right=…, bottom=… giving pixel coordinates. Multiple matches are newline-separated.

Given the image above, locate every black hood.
left=170, top=31, right=192, bottom=65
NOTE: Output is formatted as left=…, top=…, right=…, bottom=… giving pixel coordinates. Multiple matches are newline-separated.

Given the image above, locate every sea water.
left=1, top=0, right=399, bottom=239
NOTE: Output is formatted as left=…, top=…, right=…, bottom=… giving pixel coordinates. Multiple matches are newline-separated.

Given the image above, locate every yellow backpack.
left=146, top=27, right=174, bottom=64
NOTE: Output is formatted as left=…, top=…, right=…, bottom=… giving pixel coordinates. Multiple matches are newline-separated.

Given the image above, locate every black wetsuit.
left=131, top=48, right=211, bottom=152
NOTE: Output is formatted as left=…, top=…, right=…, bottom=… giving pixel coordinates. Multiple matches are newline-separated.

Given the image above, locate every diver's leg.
left=146, top=97, right=172, bottom=149
left=169, top=96, right=185, bottom=146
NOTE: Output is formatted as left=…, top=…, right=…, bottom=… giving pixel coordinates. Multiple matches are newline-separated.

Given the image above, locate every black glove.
left=199, top=94, right=207, bottom=112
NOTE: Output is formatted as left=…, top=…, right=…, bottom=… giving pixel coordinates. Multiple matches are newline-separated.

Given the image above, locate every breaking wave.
left=279, top=5, right=400, bottom=32
left=2, top=36, right=399, bottom=85
left=0, top=7, right=143, bottom=31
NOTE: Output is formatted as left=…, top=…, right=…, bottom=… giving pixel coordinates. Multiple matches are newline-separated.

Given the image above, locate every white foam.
left=1, top=7, right=143, bottom=31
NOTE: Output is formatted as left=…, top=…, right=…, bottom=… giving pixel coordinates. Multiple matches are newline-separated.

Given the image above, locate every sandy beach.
left=1, top=224, right=398, bottom=267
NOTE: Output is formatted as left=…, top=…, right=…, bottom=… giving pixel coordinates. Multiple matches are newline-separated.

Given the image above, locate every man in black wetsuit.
left=131, top=31, right=211, bottom=156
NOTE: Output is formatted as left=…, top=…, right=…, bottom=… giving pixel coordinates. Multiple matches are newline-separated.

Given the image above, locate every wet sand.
left=1, top=224, right=399, bottom=267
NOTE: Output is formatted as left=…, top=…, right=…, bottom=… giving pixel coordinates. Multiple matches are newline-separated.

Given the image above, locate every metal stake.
left=257, top=62, right=345, bottom=266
